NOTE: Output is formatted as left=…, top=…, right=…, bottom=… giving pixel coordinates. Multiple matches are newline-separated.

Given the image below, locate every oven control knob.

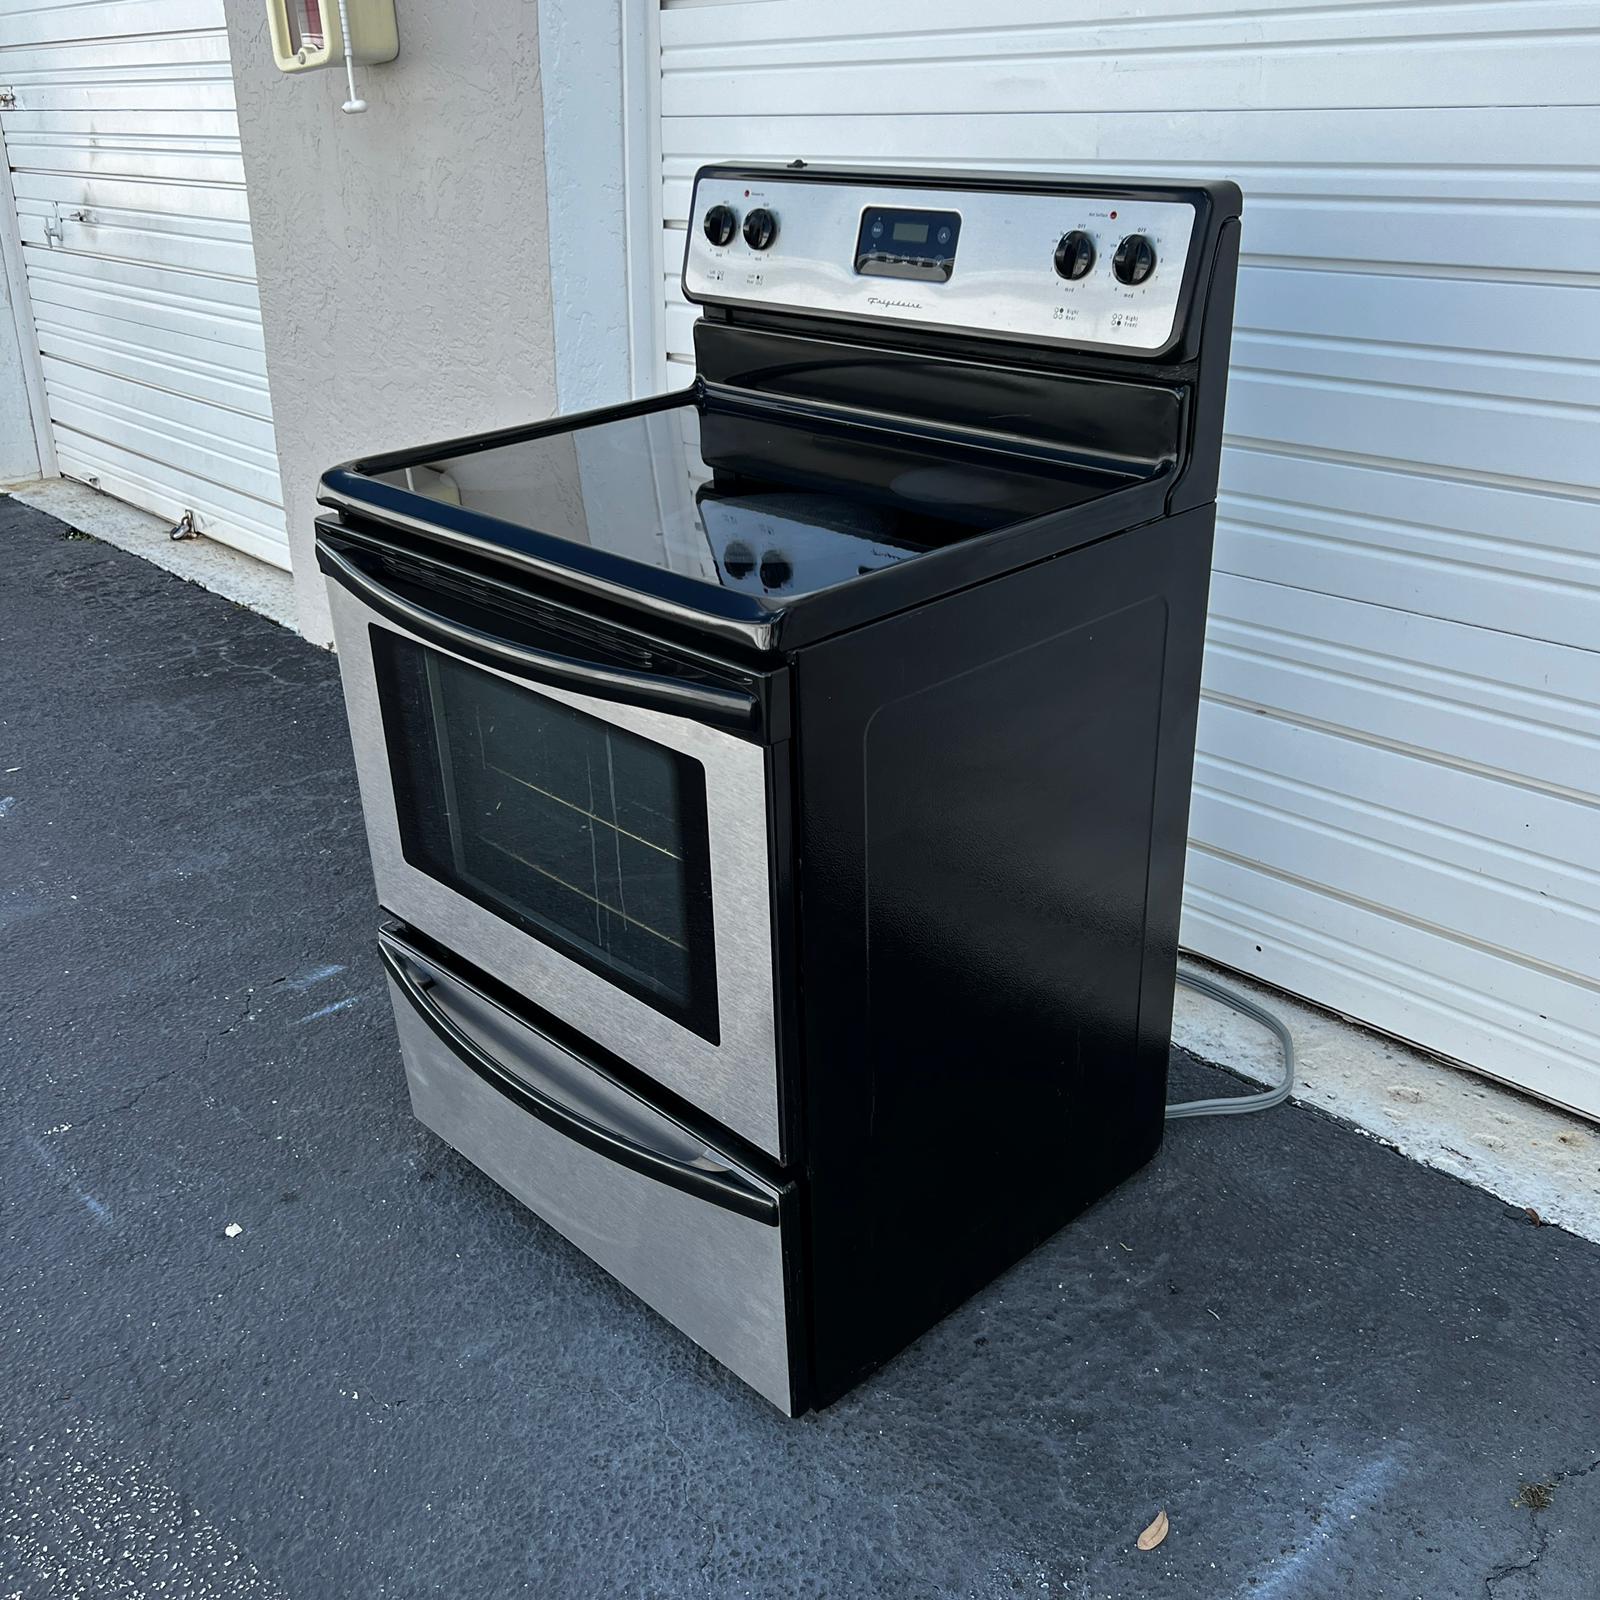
left=1053, top=230, right=1095, bottom=280
left=703, top=204, right=738, bottom=247
left=742, top=208, right=778, bottom=251
left=1112, top=234, right=1157, bottom=286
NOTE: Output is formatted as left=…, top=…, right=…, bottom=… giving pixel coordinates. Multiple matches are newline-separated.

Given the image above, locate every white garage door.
left=656, top=0, right=1600, bottom=1117
left=0, top=0, right=286, bottom=566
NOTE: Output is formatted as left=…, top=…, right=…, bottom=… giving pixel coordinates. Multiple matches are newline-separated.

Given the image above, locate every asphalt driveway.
left=3, top=494, right=1597, bottom=1599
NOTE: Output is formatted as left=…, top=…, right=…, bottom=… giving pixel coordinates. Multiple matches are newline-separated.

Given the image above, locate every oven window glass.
left=372, top=631, right=719, bottom=1042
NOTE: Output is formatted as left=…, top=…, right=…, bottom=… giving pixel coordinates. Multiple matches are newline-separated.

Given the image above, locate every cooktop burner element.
left=317, top=165, right=1242, bottom=1414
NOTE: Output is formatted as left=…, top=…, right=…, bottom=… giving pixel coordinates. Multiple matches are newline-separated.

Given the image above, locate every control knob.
left=703, top=204, right=737, bottom=247
left=1112, top=234, right=1156, bottom=286
left=1053, top=230, right=1095, bottom=280
left=742, top=207, right=778, bottom=251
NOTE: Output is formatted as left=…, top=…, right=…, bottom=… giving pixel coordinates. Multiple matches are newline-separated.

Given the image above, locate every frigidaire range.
left=316, top=165, right=1242, bottom=1414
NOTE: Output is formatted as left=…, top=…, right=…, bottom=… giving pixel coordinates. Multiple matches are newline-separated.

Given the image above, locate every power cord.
left=1166, top=967, right=1295, bottom=1120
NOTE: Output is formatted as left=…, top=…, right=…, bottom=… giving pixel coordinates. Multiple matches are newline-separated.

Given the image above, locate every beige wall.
left=223, top=0, right=559, bottom=645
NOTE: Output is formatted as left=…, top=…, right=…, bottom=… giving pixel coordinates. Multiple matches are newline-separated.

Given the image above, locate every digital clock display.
left=855, top=207, right=961, bottom=283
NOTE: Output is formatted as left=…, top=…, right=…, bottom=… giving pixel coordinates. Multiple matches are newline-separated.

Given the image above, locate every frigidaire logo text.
left=867, top=296, right=922, bottom=311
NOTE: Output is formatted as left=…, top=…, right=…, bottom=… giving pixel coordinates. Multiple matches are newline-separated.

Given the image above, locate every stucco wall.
left=222, top=0, right=560, bottom=645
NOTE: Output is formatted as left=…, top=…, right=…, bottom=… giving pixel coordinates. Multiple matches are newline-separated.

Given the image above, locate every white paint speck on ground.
left=1232, top=1454, right=1400, bottom=1600
left=294, top=996, right=359, bottom=1025
left=278, top=961, right=345, bottom=993
left=0, top=795, right=16, bottom=816
left=23, top=1135, right=109, bottom=1226
left=223, top=1223, right=243, bottom=1239
left=1, top=1416, right=289, bottom=1598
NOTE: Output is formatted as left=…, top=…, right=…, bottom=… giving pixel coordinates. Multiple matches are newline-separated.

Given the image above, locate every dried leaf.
left=1137, top=1510, right=1169, bottom=1551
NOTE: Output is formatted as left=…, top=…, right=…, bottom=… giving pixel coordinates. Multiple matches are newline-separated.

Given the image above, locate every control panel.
left=683, top=173, right=1200, bottom=354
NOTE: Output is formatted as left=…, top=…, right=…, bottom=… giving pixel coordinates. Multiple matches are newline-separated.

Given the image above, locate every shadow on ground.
left=3, top=497, right=1597, bottom=1599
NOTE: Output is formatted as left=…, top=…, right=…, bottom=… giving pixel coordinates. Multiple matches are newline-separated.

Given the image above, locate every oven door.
left=319, top=528, right=786, bottom=1158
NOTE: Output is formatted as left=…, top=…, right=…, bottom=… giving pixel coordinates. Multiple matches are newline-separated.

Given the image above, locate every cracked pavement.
left=3, top=495, right=1599, bottom=1599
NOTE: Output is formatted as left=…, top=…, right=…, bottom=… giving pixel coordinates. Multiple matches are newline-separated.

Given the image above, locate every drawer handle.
left=379, top=938, right=779, bottom=1225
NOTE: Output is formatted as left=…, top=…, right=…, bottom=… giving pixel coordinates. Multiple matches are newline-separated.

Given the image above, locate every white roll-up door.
left=0, top=0, right=286, bottom=566
left=655, top=0, right=1600, bottom=1118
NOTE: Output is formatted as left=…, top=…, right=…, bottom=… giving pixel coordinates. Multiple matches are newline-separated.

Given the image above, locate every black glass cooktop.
left=343, top=395, right=1115, bottom=606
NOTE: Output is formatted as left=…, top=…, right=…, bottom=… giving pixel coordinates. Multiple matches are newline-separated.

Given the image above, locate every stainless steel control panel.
left=682, top=173, right=1199, bottom=354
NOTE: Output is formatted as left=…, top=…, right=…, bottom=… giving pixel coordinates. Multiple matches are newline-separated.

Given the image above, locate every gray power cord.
left=1166, top=967, right=1296, bottom=1120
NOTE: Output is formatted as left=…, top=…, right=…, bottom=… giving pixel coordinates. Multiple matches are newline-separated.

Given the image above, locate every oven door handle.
left=319, top=540, right=761, bottom=734
left=378, top=936, right=779, bottom=1225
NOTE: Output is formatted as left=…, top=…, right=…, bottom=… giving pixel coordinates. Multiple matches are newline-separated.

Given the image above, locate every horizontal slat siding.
left=52, top=432, right=287, bottom=564
left=2, top=110, right=240, bottom=139
left=17, top=214, right=257, bottom=277
left=10, top=170, right=251, bottom=223
left=0, top=0, right=286, bottom=566
left=1204, top=576, right=1600, bottom=800
left=1184, top=862, right=1600, bottom=1112
left=1197, top=574, right=1600, bottom=1111
left=660, top=0, right=1594, bottom=39
left=0, top=1, right=224, bottom=50
left=1214, top=448, right=1600, bottom=652
left=657, top=1, right=1600, bottom=1114
left=0, top=83, right=237, bottom=114
left=46, top=394, right=279, bottom=518
left=5, top=141, right=249, bottom=186
left=25, top=251, right=269, bottom=327
left=36, top=324, right=270, bottom=414
left=660, top=1, right=1600, bottom=113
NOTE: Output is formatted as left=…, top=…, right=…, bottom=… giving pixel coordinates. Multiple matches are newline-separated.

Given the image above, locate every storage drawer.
left=378, top=928, right=799, bottom=1413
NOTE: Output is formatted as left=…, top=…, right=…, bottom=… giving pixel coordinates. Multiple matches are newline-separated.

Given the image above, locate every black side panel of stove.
left=1170, top=215, right=1241, bottom=517
left=793, top=505, right=1215, bottom=1408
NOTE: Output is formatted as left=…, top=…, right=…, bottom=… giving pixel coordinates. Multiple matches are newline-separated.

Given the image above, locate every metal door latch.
left=169, top=509, right=198, bottom=541
left=0, top=90, right=16, bottom=109
left=43, top=203, right=88, bottom=247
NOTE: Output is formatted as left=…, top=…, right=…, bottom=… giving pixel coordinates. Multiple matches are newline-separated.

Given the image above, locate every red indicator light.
left=1110, top=210, right=1118, bottom=219
left=744, top=189, right=751, bottom=197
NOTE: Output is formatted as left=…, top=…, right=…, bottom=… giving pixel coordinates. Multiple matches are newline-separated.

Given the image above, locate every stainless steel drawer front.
left=382, top=936, right=796, bottom=1413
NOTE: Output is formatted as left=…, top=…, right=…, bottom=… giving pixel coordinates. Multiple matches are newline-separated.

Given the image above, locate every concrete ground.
left=3, top=477, right=298, bottom=632
left=3, top=494, right=1598, bottom=1600
left=1173, top=961, right=1600, bottom=1246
